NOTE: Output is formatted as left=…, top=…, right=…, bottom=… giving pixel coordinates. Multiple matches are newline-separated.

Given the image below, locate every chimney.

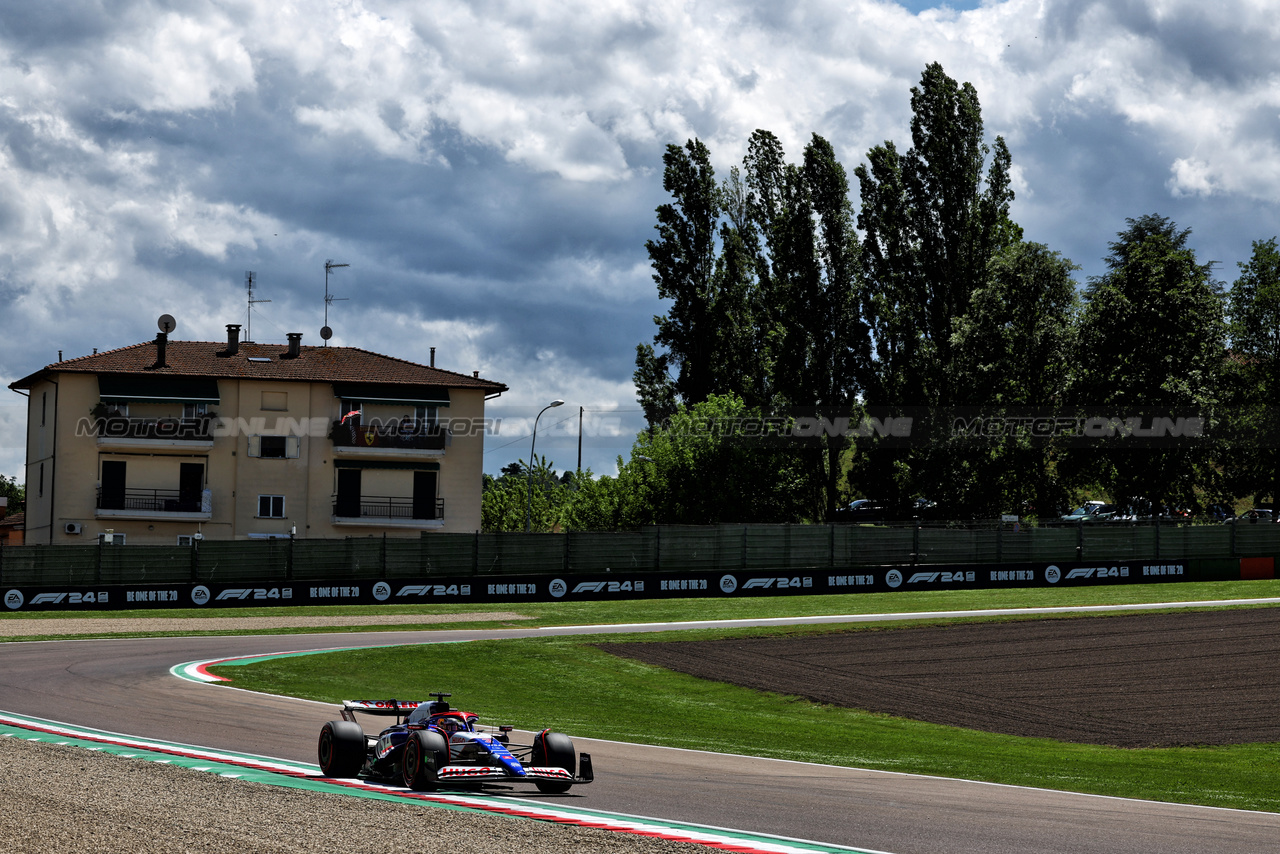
left=225, top=324, right=241, bottom=356
left=0, top=496, right=8, bottom=521
left=285, top=332, right=302, bottom=359
left=430, top=347, right=436, bottom=367
left=472, top=370, right=479, bottom=378
left=153, top=332, right=168, bottom=369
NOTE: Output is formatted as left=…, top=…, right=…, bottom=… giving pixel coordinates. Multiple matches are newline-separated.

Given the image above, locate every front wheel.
left=318, top=720, right=365, bottom=778
left=403, top=729, right=449, bottom=790
left=532, top=730, right=575, bottom=794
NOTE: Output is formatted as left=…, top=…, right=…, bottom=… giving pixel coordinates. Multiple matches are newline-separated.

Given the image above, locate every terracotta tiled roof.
left=8, top=340, right=507, bottom=393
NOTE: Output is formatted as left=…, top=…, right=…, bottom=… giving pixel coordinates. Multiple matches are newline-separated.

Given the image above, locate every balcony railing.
left=329, top=421, right=447, bottom=451
left=332, top=495, right=444, bottom=521
left=90, top=416, right=214, bottom=442
left=97, top=487, right=208, bottom=513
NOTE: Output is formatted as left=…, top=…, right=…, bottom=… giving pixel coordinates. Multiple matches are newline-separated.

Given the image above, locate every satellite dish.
left=158, top=314, right=177, bottom=333
left=320, top=326, right=333, bottom=340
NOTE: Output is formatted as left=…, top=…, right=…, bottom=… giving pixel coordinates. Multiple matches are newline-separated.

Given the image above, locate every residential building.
left=0, top=500, right=21, bottom=546
left=7, top=325, right=506, bottom=544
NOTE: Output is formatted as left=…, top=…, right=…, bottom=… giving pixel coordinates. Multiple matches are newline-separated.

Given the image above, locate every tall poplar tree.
left=851, top=62, right=1023, bottom=516
left=1071, top=214, right=1227, bottom=510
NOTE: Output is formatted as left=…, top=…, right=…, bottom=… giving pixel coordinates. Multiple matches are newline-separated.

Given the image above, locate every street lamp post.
left=526, top=399, right=565, bottom=532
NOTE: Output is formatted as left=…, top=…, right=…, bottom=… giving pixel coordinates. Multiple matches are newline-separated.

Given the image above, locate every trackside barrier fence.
left=3, top=522, right=1280, bottom=587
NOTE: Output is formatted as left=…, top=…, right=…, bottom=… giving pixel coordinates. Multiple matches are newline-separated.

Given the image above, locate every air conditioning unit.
left=65, top=522, right=84, bottom=535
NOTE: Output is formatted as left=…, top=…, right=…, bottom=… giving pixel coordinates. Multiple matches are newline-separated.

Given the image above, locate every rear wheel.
left=317, top=721, right=365, bottom=778
left=532, top=730, right=575, bottom=794
left=402, top=729, right=449, bottom=790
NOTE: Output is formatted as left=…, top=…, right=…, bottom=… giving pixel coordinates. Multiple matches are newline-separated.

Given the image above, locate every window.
left=414, top=405, right=438, bottom=430
left=183, top=402, right=209, bottom=418
left=260, top=436, right=287, bottom=458
left=248, top=435, right=300, bottom=458
left=98, top=532, right=125, bottom=545
left=258, top=495, right=286, bottom=518
left=41, top=392, right=46, bottom=426
left=176, top=535, right=195, bottom=546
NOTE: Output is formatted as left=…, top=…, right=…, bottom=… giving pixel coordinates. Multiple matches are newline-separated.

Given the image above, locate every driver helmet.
left=436, top=715, right=467, bottom=734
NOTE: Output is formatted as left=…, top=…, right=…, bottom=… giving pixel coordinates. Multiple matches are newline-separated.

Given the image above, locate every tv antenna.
left=323, top=260, right=349, bottom=346
left=245, top=271, right=270, bottom=342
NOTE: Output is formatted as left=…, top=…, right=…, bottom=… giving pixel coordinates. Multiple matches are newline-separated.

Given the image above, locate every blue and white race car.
left=317, top=692, right=593, bottom=793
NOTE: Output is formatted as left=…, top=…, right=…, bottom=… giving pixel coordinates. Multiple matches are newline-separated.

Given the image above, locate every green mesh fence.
left=3, top=523, right=1278, bottom=586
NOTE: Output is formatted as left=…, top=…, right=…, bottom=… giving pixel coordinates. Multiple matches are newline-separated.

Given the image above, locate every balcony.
left=96, top=487, right=213, bottom=521
left=91, top=416, right=216, bottom=451
left=330, top=420, right=447, bottom=460
left=331, top=495, right=445, bottom=529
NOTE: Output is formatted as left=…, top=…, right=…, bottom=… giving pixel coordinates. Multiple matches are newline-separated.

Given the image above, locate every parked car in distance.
left=834, top=499, right=886, bottom=524
left=1049, top=501, right=1115, bottom=525
left=1229, top=507, right=1277, bottom=524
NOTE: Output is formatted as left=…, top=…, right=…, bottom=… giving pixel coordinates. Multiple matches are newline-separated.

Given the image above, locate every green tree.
left=636, top=138, right=756, bottom=423
left=950, top=241, right=1080, bottom=515
left=856, top=61, right=1019, bottom=408
left=1223, top=237, right=1280, bottom=504
left=639, top=132, right=873, bottom=521
left=1071, top=214, right=1227, bottom=510
left=481, top=456, right=569, bottom=532
left=617, top=394, right=807, bottom=526
left=738, top=132, right=868, bottom=520
left=0, top=473, right=23, bottom=514
left=851, top=62, right=1023, bottom=516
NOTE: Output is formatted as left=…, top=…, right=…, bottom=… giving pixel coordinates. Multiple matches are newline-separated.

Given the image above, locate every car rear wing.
left=340, top=699, right=424, bottom=724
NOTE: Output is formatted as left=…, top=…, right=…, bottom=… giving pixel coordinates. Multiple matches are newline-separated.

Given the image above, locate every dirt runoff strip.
left=0, top=612, right=532, bottom=637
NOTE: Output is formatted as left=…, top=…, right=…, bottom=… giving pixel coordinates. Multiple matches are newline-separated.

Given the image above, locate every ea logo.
left=885, top=569, right=903, bottom=589
left=190, top=586, right=211, bottom=606
left=4, top=589, right=23, bottom=610
left=373, top=582, right=391, bottom=602
left=549, top=579, right=567, bottom=599
left=719, top=575, right=738, bottom=594
left=1045, top=565, right=1061, bottom=584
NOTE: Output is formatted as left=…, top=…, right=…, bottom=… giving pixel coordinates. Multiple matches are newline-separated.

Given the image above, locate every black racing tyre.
left=317, top=720, right=365, bottom=778
left=531, top=730, right=575, bottom=794
left=402, top=729, right=449, bottom=790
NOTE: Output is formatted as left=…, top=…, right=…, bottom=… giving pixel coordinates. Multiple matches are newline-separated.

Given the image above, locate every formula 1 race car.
left=317, top=692, right=593, bottom=793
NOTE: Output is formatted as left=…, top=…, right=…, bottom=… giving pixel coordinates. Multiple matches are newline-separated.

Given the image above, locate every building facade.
left=8, top=326, right=506, bottom=545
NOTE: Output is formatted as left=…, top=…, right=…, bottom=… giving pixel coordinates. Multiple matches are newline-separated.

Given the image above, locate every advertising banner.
left=1, top=559, right=1209, bottom=612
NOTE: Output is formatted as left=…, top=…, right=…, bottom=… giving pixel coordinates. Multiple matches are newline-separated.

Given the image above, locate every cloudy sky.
left=2, top=0, right=1278, bottom=481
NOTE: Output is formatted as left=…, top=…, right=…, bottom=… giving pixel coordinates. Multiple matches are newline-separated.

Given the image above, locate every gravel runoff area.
left=0, top=737, right=707, bottom=854
left=599, top=606, right=1280, bottom=748
left=0, top=611, right=532, bottom=637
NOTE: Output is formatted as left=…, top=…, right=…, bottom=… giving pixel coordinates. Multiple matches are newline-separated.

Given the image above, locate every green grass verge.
left=208, top=584, right=1280, bottom=814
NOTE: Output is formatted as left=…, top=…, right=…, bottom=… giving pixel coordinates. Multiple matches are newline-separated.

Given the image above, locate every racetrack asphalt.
left=4, top=607, right=1280, bottom=853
